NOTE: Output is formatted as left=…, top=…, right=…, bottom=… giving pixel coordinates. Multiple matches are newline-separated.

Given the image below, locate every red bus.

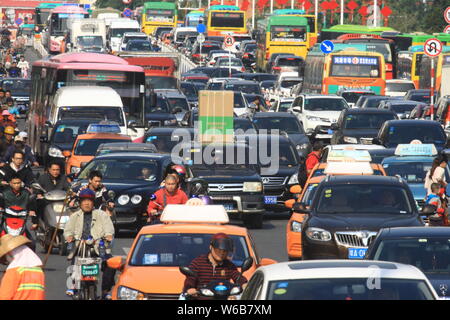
left=334, top=34, right=396, bottom=80
left=29, top=52, right=146, bottom=157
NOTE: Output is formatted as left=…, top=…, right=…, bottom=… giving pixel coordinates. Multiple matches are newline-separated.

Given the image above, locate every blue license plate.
left=223, top=204, right=235, bottom=211
left=264, top=196, right=277, bottom=204
left=348, top=248, right=367, bottom=259
left=327, top=129, right=333, bottom=134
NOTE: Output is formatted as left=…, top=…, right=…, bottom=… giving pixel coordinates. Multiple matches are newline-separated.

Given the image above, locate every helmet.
left=4, top=126, right=14, bottom=135
left=210, top=233, right=234, bottom=251
left=172, top=165, right=186, bottom=177
left=2, top=110, right=10, bottom=116
left=78, top=188, right=95, bottom=200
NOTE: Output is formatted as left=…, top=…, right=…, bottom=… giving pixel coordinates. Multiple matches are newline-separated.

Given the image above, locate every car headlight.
left=243, top=182, right=262, bottom=192
left=48, top=147, right=64, bottom=158
left=288, top=173, right=298, bottom=185
left=118, top=195, right=130, bottom=205
left=70, top=166, right=80, bottom=174
left=291, top=221, right=302, bottom=233
left=164, top=119, right=177, bottom=125
left=131, top=195, right=142, bottom=205
left=343, top=136, right=358, bottom=144
left=296, top=143, right=309, bottom=151
left=117, top=286, right=144, bottom=300
left=306, top=227, right=332, bottom=241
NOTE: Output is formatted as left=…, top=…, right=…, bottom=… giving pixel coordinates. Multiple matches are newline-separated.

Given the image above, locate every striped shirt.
left=183, top=254, right=247, bottom=293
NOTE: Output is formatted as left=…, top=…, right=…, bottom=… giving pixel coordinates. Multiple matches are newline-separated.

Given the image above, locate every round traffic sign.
left=445, top=25, right=450, bottom=35
left=224, top=35, right=235, bottom=48
left=123, top=8, right=132, bottom=17
left=445, top=6, right=450, bottom=24
left=320, top=40, right=334, bottom=54
left=424, top=38, right=443, bottom=57
left=123, top=0, right=132, bottom=4
left=15, top=18, right=23, bottom=26
left=197, top=33, right=205, bottom=44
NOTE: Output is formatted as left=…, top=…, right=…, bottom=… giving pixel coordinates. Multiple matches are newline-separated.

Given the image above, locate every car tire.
left=243, top=214, right=263, bottom=229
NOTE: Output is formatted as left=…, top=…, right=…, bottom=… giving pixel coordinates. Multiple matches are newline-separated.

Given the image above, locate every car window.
left=390, top=104, right=416, bottom=113
left=130, top=233, right=250, bottom=267
left=341, top=92, right=375, bottom=104
left=253, top=117, right=304, bottom=134
left=383, top=161, right=450, bottom=183
left=387, top=82, right=415, bottom=92
left=53, top=124, right=93, bottom=144
left=304, top=98, right=348, bottom=111
left=79, top=158, right=160, bottom=181
left=74, top=139, right=128, bottom=156
left=343, top=113, right=396, bottom=129
left=385, top=125, right=446, bottom=147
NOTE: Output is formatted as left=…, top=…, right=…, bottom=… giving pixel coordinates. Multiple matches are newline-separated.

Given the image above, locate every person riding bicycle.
left=182, top=233, right=248, bottom=299
left=64, top=188, right=115, bottom=299
left=146, top=174, right=188, bottom=224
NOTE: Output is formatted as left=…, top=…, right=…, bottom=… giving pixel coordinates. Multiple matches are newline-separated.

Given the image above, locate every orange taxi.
left=107, top=204, right=277, bottom=300
left=63, top=123, right=131, bottom=175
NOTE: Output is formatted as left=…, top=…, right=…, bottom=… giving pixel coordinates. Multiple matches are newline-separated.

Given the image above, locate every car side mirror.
left=285, top=199, right=295, bottom=209
left=293, top=202, right=310, bottom=214
left=330, top=123, right=339, bottom=131
left=372, top=137, right=382, bottom=145
left=45, top=121, right=53, bottom=128
left=107, top=256, right=124, bottom=270
left=181, top=120, right=189, bottom=127
left=421, top=204, right=437, bottom=216
left=292, top=106, right=301, bottom=113
left=241, top=257, right=253, bottom=273
left=62, top=150, right=71, bottom=158
left=306, top=128, right=314, bottom=136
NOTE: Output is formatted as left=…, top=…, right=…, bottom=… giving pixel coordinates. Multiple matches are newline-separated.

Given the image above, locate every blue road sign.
left=320, top=40, right=335, bottom=54
left=197, top=23, right=206, bottom=33
left=15, top=18, right=23, bottom=26
left=123, top=8, right=132, bottom=17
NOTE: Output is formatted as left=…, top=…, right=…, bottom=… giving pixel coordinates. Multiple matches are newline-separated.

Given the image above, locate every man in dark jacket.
left=1, top=134, right=38, bottom=166
left=37, top=162, right=69, bottom=192
left=0, top=150, right=35, bottom=187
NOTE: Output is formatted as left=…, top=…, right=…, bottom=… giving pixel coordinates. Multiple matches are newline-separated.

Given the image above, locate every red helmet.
left=172, top=165, right=186, bottom=177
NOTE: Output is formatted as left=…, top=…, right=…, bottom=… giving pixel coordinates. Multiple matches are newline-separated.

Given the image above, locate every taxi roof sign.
left=86, top=122, right=121, bottom=134
left=394, top=144, right=437, bottom=156
left=327, top=150, right=372, bottom=162
left=325, top=162, right=374, bottom=175
left=160, top=205, right=229, bottom=224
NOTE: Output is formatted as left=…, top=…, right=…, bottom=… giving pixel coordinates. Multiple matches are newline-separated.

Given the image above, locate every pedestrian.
left=0, top=234, right=45, bottom=300
left=425, top=183, right=448, bottom=226
left=7, top=62, right=21, bottom=78
left=16, top=56, right=28, bottom=78
left=305, top=141, right=323, bottom=176
left=425, top=155, right=448, bottom=196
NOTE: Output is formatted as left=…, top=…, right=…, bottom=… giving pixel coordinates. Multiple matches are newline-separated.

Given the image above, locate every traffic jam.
left=0, top=0, right=449, bottom=303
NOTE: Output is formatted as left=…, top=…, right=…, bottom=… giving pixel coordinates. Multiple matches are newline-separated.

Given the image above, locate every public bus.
left=205, top=5, right=247, bottom=37
left=319, top=24, right=396, bottom=42
left=272, top=9, right=318, bottom=47
left=333, top=34, right=396, bottom=79
left=419, top=52, right=450, bottom=98
left=141, top=2, right=178, bottom=35
left=255, top=15, right=309, bottom=72
left=46, top=6, right=89, bottom=54
left=302, top=45, right=386, bottom=95
left=383, top=33, right=450, bottom=52
left=184, top=10, right=205, bottom=27
left=29, top=53, right=146, bottom=157
left=34, top=2, right=65, bottom=33
left=396, top=46, right=423, bottom=88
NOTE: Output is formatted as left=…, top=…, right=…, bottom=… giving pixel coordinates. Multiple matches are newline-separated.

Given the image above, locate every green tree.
left=421, top=0, right=448, bottom=34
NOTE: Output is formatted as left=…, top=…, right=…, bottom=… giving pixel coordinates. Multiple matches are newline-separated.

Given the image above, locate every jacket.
left=63, top=209, right=115, bottom=241
left=0, top=163, right=35, bottom=187
left=0, top=267, right=45, bottom=300
left=2, top=144, right=36, bottom=164
left=37, top=173, right=70, bottom=192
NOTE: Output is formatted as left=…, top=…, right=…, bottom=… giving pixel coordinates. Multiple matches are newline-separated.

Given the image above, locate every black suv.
left=296, top=175, right=423, bottom=260
left=182, top=142, right=265, bottom=229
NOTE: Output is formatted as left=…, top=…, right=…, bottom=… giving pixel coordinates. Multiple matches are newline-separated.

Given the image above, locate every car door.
left=241, top=271, right=264, bottom=299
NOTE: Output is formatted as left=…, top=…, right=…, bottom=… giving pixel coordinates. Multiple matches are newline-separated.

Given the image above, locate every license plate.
left=264, top=196, right=278, bottom=204
left=327, top=129, right=333, bottom=134
left=348, top=248, right=367, bottom=259
left=81, top=264, right=99, bottom=276
left=223, top=204, right=235, bottom=211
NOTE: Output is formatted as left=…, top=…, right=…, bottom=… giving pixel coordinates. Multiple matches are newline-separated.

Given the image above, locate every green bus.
left=142, top=2, right=178, bottom=35
left=319, top=24, right=396, bottom=42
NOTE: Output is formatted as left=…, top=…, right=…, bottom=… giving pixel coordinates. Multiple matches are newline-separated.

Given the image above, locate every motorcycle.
left=68, top=237, right=109, bottom=300
left=179, top=257, right=253, bottom=300
left=0, top=205, right=29, bottom=237
left=32, top=183, right=73, bottom=256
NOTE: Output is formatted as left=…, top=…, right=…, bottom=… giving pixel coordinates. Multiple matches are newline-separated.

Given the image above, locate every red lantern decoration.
left=320, top=1, right=330, bottom=10
left=359, top=6, right=368, bottom=16
left=276, top=0, right=289, bottom=6
left=328, top=0, right=338, bottom=10
left=240, top=0, right=249, bottom=11
left=303, top=0, right=312, bottom=11
left=380, top=6, right=392, bottom=17
left=347, top=0, right=358, bottom=10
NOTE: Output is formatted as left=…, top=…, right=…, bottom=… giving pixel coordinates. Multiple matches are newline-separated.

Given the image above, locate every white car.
left=214, top=57, right=245, bottom=72
left=385, top=79, right=416, bottom=97
left=275, top=77, right=302, bottom=97
left=269, top=97, right=294, bottom=112
left=240, top=260, right=439, bottom=300
left=208, top=52, right=236, bottom=67
left=290, top=94, right=349, bottom=139
left=119, top=32, right=148, bottom=51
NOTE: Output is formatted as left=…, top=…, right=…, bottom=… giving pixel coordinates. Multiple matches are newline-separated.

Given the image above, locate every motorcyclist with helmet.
left=64, top=188, right=115, bottom=299
left=183, top=233, right=248, bottom=299
left=162, top=164, right=187, bottom=192
left=0, top=126, right=15, bottom=158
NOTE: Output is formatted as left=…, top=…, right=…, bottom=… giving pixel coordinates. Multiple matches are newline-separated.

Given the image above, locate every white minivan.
left=49, top=86, right=127, bottom=135
left=107, top=18, right=140, bottom=53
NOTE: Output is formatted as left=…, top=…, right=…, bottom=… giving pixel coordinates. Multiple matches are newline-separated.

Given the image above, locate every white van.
left=173, top=27, right=198, bottom=48
left=107, top=18, right=141, bottom=53
left=49, top=86, right=127, bottom=135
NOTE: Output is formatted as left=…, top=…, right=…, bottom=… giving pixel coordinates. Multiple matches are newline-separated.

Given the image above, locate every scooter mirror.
left=241, top=257, right=254, bottom=273
left=31, top=183, right=45, bottom=193
left=179, top=266, right=197, bottom=278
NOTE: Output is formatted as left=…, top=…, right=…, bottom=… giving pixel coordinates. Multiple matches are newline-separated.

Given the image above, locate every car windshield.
left=167, top=97, right=189, bottom=112
left=74, top=139, right=127, bottom=156
left=374, top=238, right=450, bottom=275
left=383, top=161, right=449, bottom=183
left=78, top=158, right=160, bottom=181
left=146, top=76, right=178, bottom=90
left=225, top=83, right=260, bottom=94
left=267, top=278, right=433, bottom=300
left=255, top=141, right=298, bottom=167
left=278, top=100, right=293, bottom=112
left=316, top=185, right=412, bottom=214
left=111, top=28, right=140, bottom=38
left=233, top=93, right=246, bottom=109
left=217, top=59, right=242, bottom=67
left=53, top=123, right=96, bottom=145
left=385, top=125, right=446, bottom=148
left=387, top=82, right=415, bottom=92
left=344, top=113, right=396, bottom=129
left=280, top=80, right=301, bottom=88
left=57, top=107, right=124, bottom=126
left=253, top=117, right=304, bottom=134
left=234, top=119, right=254, bottom=131
left=305, top=98, right=348, bottom=111
left=1, top=79, right=32, bottom=95
left=180, top=83, right=197, bottom=98
left=146, top=134, right=182, bottom=153
left=390, top=104, right=416, bottom=113
left=277, top=57, right=301, bottom=67
left=145, top=96, right=170, bottom=113
left=302, top=183, right=319, bottom=207
left=410, top=94, right=431, bottom=104
left=341, top=92, right=374, bottom=104
left=130, top=233, right=249, bottom=267
left=127, top=41, right=152, bottom=51
left=77, top=36, right=102, bottom=47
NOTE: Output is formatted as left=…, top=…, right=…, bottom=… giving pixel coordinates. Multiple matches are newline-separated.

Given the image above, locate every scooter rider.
left=183, top=233, right=248, bottom=299
left=64, top=189, right=115, bottom=299
left=0, top=150, right=35, bottom=189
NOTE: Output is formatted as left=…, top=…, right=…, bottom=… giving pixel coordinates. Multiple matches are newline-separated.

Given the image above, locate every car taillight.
left=241, top=67, right=246, bottom=72
left=243, top=53, right=249, bottom=59
left=386, top=64, right=392, bottom=71
left=192, top=54, right=200, bottom=58
left=273, top=66, right=281, bottom=71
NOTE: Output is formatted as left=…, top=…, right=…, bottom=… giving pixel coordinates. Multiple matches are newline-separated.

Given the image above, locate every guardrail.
left=160, top=42, right=197, bottom=78
left=33, top=38, right=48, bottom=58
